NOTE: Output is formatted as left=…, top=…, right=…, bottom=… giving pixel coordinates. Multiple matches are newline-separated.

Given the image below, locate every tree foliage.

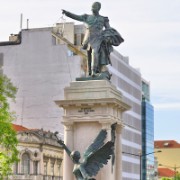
left=0, top=74, right=18, bottom=179
left=161, top=173, right=180, bottom=180
left=173, top=173, right=180, bottom=180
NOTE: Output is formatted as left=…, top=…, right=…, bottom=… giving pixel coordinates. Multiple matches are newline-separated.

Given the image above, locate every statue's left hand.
left=62, top=9, right=67, bottom=15
left=58, top=139, right=65, bottom=147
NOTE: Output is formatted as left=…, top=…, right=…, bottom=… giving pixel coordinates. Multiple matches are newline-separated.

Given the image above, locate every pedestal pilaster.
left=63, top=122, right=74, bottom=180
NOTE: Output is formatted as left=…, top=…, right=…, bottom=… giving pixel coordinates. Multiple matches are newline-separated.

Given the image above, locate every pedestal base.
left=55, top=80, right=130, bottom=180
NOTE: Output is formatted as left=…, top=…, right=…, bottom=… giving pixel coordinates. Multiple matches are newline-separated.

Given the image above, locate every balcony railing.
left=43, top=175, right=63, bottom=180
left=9, top=174, right=63, bottom=180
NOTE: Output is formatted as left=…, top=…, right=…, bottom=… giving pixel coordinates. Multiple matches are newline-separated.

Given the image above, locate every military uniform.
left=64, top=11, right=124, bottom=77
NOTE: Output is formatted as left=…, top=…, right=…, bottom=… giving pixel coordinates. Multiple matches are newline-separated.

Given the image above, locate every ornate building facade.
left=11, top=124, right=63, bottom=180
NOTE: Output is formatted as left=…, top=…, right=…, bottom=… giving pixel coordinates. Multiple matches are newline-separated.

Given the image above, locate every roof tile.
left=158, top=168, right=175, bottom=177
left=12, top=124, right=29, bottom=131
left=155, top=140, right=180, bottom=148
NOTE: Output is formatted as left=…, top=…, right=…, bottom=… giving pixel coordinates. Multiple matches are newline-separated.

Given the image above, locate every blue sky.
left=1, top=0, right=180, bottom=141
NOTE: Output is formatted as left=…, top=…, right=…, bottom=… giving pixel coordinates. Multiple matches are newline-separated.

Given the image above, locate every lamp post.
left=159, top=164, right=180, bottom=179
left=122, top=150, right=161, bottom=180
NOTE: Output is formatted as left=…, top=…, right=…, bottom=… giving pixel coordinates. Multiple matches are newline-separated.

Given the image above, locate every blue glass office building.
left=141, top=81, right=154, bottom=180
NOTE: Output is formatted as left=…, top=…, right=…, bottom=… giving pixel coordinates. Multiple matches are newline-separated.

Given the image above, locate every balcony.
left=10, top=174, right=63, bottom=180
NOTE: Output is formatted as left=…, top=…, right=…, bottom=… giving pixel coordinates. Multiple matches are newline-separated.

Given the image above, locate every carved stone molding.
left=63, top=122, right=74, bottom=131
left=100, top=122, right=112, bottom=130
left=116, top=123, right=124, bottom=134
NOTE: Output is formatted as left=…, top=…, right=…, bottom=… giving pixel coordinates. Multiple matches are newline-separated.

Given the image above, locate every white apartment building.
left=110, top=51, right=141, bottom=180
left=0, top=22, right=142, bottom=180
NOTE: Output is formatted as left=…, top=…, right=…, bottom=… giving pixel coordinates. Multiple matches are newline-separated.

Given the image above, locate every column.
left=116, top=124, right=123, bottom=180
left=100, top=122, right=115, bottom=180
left=62, top=122, right=74, bottom=180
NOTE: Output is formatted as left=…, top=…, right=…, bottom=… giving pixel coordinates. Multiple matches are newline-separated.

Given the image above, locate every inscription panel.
left=78, top=107, right=95, bottom=114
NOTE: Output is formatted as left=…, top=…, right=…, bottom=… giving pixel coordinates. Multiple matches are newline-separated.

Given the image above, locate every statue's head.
left=70, top=151, right=81, bottom=163
left=92, top=2, right=101, bottom=14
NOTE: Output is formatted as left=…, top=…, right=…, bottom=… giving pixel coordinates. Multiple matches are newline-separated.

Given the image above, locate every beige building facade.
left=12, top=124, right=63, bottom=180
left=155, top=140, right=180, bottom=178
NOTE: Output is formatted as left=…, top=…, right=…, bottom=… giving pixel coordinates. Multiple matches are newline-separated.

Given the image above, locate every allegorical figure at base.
left=55, top=123, right=117, bottom=180
left=62, top=2, right=124, bottom=80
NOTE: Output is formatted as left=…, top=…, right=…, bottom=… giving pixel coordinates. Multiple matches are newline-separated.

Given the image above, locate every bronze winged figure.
left=55, top=124, right=116, bottom=180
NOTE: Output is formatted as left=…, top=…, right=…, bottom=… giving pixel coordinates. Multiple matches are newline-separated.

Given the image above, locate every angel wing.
left=83, top=129, right=107, bottom=159
left=81, top=141, right=114, bottom=177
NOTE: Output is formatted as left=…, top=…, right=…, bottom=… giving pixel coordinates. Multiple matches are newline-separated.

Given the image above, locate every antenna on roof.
left=20, top=13, right=23, bottom=30
left=59, top=15, right=66, bottom=36
left=27, top=19, right=29, bottom=29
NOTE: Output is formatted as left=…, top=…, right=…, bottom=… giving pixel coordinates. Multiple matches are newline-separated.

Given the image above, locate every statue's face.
left=71, top=151, right=81, bottom=163
left=92, top=2, right=100, bottom=14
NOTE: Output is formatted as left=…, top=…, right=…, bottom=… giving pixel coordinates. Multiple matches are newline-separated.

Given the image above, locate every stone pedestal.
left=55, top=80, right=130, bottom=180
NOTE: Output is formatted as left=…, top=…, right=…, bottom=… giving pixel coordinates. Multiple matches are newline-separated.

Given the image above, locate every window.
left=51, top=162, right=55, bottom=176
left=57, top=164, right=61, bottom=176
left=21, top=153, right=30, bottom=174
left=44, top=161, right=48, bottom=175
left=0, top=53, right=3, bottom=67
left=33, top=161, right=38, bottom=175
left=0, top=53, right=3, bottom=74
left=57, top=159, right=62, bottom=177
left=67, top=50, right=73, bottom=56
left=14, top=162, right=18, bottom=174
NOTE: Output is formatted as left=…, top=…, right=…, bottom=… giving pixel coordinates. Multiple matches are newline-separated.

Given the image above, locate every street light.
left=159, top=164, right=180, bottom=179
left=122, top=150, right=161, bottom=180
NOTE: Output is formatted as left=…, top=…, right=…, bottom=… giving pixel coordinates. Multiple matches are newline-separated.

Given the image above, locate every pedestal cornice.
left=55, top=98, right=130, bottom=112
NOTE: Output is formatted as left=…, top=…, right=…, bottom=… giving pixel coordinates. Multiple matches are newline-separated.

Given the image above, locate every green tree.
left=0, top=74, right=18, bottom=179
left=173, top=172, right=180, bottom=180
left=161, top=175, right=180, bottom=180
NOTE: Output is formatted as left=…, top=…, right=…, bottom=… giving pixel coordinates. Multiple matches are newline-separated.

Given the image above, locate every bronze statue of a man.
left=62, top=2, right=124, bottom=80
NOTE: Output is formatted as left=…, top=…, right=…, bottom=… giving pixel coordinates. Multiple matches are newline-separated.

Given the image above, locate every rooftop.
left=155, top=140, right=180, bottom=148
left=12, top=124, right=29, bottom=131
left=158, top=167, right=175, bottom=177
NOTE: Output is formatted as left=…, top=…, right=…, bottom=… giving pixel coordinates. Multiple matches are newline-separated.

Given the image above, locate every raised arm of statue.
left=62, top=9, right=87, bottom=22
left=54, top=132, right=72, bottom=156
left=58, top=139, right=72, bottom=156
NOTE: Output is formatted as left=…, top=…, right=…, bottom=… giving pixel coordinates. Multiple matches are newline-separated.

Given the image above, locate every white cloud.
left=154, top=102, right=180, bottom=110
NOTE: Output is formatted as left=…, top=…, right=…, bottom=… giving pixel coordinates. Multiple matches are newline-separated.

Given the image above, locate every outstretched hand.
left=62, top=9, right=67, bottom=15
left=58, top=139, right=65, bottom=147
left=54, top=132, right=65, bottom=147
